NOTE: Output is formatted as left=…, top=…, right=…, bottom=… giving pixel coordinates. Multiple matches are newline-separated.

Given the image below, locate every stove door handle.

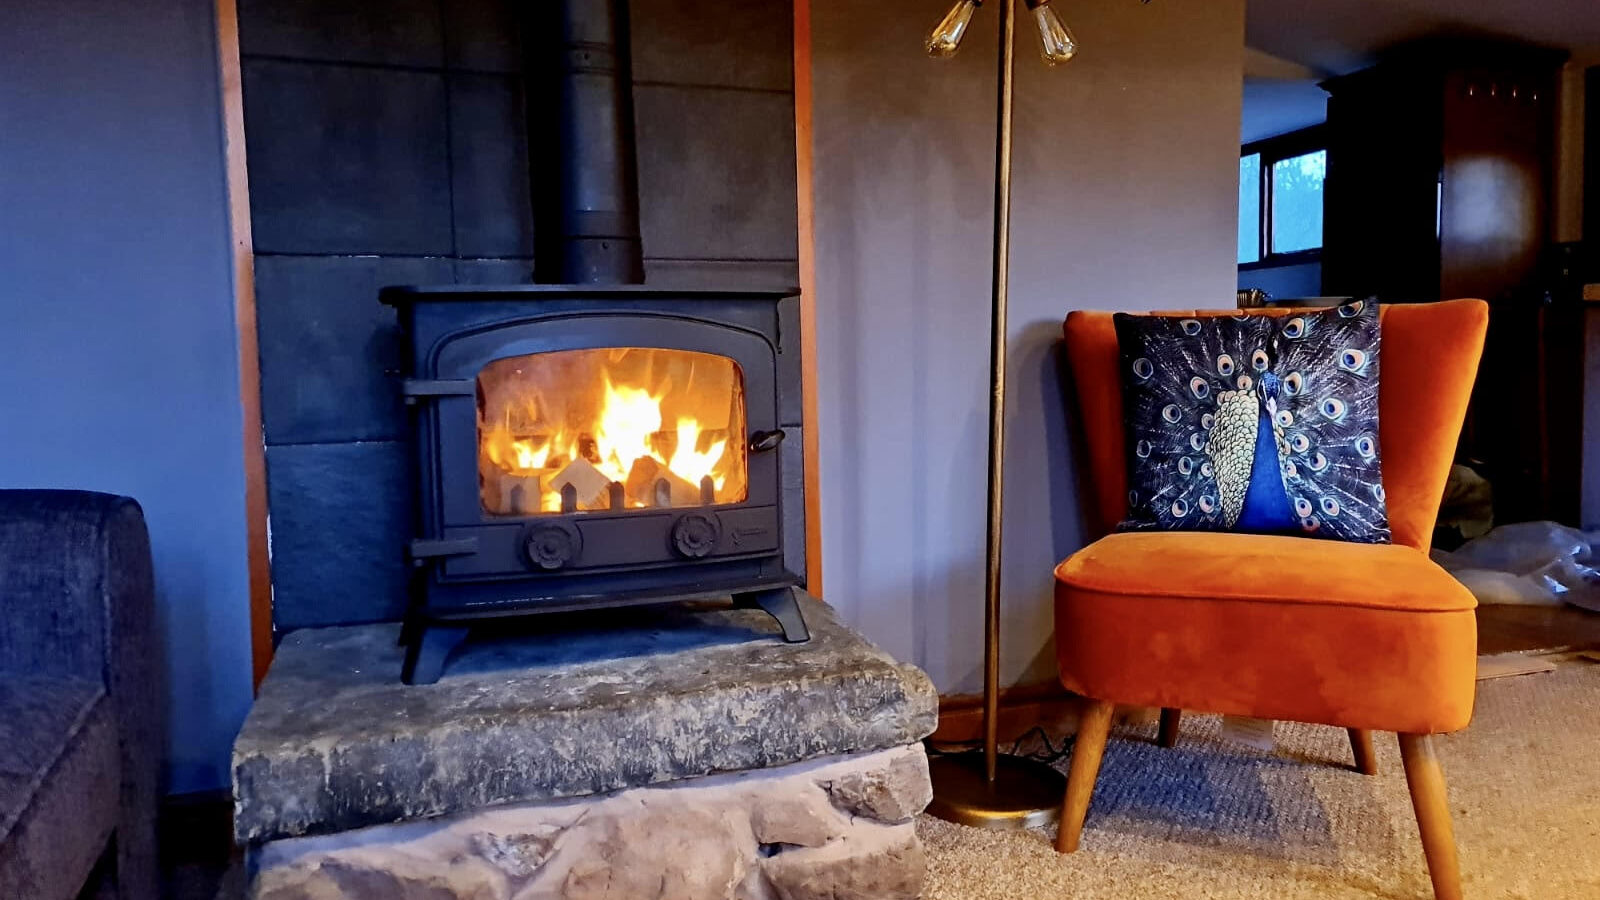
left=749, top=429, right=787, bottom=453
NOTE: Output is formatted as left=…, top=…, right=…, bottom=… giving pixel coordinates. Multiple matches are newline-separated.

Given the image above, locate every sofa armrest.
left=0, top=490, right=163, bottom=898
left=0, top=490, right=155, bottom=689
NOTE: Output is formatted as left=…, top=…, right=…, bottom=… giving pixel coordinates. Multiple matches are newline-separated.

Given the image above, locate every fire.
left=668, top=417, right=727, bottom=490
left=477, top=348, right=745, bottom=515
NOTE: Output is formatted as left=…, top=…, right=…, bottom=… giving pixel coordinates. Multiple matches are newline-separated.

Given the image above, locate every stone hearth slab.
left=233, top=593, right=937, bottom=843
left=250, top=744, right=930, bottom=900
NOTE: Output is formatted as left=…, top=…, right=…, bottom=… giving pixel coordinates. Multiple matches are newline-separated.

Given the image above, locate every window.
left=1270, top=151, right=1326, bottom=254
left=1238, top=127, right=1326, bottom=267
left=1238, top=154, right=1261, bottom=264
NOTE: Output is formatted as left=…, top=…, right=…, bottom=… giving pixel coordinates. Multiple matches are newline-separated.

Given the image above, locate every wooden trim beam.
left=215, top=0, right=274, bottom=688
left=931, top=681, right=1081, bottom=746
left=794, top=0, right=823, bottom=594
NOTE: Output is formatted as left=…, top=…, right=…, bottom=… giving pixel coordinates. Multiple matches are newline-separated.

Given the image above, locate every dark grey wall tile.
left=444, top=0, right=522, bottom=73
left=238, top=0, right=444, bottom=67
left=257, top=255, right=451, bottom=445
left=454, top=258, right=535, bottom=284
left=635, top=85, right=799, bottom=261
left=631, top=0, right=793, bottom=91
left=449, top=73, right=535, bottom=258
left=641, top=259, right=798, bottom=290
left=243, top=60, right=452, bottom=255
left=781, top=425, right=806, bottom=586
left=267, top=441, right=413, bottom=629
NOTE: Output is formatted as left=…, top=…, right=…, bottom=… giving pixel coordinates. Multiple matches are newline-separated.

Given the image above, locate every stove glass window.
left=477, top=348, right=748, bottom=515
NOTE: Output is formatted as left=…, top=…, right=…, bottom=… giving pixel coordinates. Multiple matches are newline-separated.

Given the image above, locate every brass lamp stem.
left=981, top=0, right=1017, bottom=785
left=924, top=0, right=1067, bottom=831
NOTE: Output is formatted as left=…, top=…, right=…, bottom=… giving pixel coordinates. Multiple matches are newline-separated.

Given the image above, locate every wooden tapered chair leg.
left=1057, top=698, right=1116, bottom=853
left=1348, top=728, right=1378, bottom=775
left=1157, top=708, right=1181, bottom=748
left=1398, top=733, right=1463, bottom=900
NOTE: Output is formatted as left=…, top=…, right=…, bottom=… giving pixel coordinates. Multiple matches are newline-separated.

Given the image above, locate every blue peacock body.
left=1114, top=300, right=1389, bottom=544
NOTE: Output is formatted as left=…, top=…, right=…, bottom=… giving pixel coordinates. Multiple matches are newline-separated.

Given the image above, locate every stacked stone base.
left=252, top=744, right=929, bottom=900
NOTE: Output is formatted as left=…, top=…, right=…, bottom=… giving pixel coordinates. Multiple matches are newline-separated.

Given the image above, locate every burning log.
left=548, top=457, right=613, bottom=511
left=488, top=471, right=552, bottom=516
left=506, top=475, right=543, bottom=516
left=624, top=456, right=699, bottom=507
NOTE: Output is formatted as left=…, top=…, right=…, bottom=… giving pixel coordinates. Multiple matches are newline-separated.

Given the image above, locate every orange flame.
left=478, top=349, right=742, bottom=514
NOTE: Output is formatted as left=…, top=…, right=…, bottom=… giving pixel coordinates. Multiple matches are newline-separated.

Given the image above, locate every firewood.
left=490, top=470, right=562, bottom=515
left=548, top=457, right=612, bottom=511
left=624, top=456, right=699, bottom=507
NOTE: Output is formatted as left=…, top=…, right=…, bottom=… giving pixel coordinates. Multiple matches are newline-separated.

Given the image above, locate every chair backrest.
left=1062, top=299, right=1488, bottom=553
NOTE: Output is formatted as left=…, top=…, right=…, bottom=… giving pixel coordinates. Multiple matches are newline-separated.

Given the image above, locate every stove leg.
left=737, top=586, right=810, bottom=643
left=402, top=624, right=470, bottom=685
left=397, top=612, right=421, bottom=648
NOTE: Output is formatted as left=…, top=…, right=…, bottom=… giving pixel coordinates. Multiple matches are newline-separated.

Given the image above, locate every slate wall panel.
left=444, top=0, right=522, bottom=73
left=256, top=255, right=451, bottom=445
left=630, top=0, right=793, bottom=91
left=243, top=60, right=452, bottom=255
left=265, top=441, right=413, bottom=628
left=635, top=85, right=799, bottom=261
left=449, top=73, right=535, bottom=258
left=238, top=0, right=444, bottom=67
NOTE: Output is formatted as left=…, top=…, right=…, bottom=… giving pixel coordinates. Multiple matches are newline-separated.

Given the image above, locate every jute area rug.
left=921, top=658, right=1600, bottom=899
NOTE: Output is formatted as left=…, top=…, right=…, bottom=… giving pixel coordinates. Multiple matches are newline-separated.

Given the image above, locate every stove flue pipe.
left=522, top=0, right=645, bottom=284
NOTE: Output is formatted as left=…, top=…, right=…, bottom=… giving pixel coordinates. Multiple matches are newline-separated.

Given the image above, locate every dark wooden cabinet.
left=1321, top=41, right=1569, bottom=527
left=1322, top=42, right=1564, bottom=303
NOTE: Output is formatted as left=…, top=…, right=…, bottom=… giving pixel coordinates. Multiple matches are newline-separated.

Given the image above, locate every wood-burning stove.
left=383, top=284, right=808, bottom=683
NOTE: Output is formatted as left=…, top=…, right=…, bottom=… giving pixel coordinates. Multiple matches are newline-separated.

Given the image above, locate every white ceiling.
left=1241, top=79, right=1327, bottom=144
left=1239, top=0, right=1600, bottom=144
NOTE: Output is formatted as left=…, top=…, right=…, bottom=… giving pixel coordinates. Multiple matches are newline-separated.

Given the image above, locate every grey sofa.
left=0, top=491, right=160, bottom=900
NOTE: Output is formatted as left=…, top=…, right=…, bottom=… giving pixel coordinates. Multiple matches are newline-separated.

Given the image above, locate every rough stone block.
left=233, top=597, right=936, bottom=842
left=248, top=746, right=929, bottom=900
left=823, top=745, right=933, bottom=823
left=243, top=61, right=452, bottom=255
left=762, top=828, right=924, bottom=900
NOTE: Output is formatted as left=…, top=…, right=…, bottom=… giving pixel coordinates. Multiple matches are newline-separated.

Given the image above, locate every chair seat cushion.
left=1054, top=531, right=1478, bottom=734
left=0, top=675, right=120, bottom=900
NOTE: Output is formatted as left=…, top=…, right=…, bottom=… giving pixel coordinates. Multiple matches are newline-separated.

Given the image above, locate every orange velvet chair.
left=1054, top=299, right=1489, bottom=900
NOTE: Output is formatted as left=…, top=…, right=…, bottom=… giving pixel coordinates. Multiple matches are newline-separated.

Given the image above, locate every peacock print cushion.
left=1113, top=300, right=1389, bottom=543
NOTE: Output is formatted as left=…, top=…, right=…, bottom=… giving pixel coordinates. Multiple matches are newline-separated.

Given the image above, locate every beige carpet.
left=921, top=658, right=1600, bottom=899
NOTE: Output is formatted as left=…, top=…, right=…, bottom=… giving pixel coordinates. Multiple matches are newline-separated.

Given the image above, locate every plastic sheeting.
left=1431, top=521, right=1600, bottom=611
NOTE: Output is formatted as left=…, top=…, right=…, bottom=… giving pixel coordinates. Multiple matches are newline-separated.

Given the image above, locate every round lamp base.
left=925, top=751, right=1066, bottom=830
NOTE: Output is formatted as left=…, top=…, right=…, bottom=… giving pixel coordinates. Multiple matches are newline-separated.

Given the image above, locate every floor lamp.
left=922, top=0, right=1079, bottom=829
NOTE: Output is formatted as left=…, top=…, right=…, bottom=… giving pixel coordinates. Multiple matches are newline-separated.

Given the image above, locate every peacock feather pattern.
left=1114, top=300, right=1389, bottom=543
left=1205, top=388, right=1258, bottom=527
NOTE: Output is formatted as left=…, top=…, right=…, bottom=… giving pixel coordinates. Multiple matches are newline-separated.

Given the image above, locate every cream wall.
left=810, top=0, right=1246, bottom=693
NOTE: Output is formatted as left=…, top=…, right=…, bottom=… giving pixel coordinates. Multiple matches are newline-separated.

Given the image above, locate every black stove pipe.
left=522, top=0, right=645, bottom=284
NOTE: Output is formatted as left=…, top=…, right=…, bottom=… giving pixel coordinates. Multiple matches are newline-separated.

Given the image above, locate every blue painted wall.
left=0, top=0, right=254, bottom=793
